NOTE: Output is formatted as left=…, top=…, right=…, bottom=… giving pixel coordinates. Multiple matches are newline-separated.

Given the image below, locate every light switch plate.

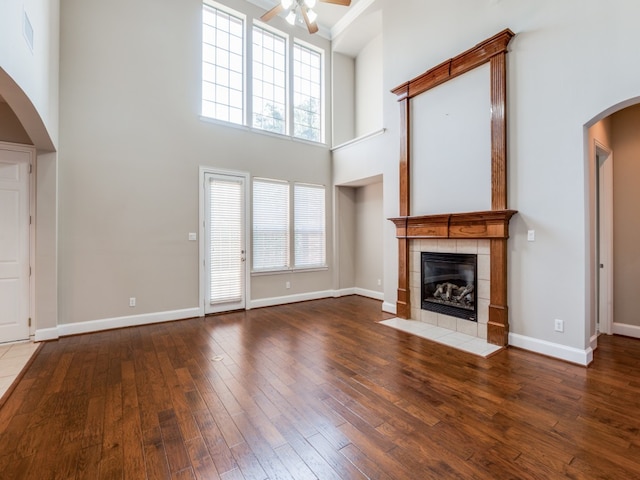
left=188, top=232, right=197, bottom=241
left=527, top=230, right=535, bottom=242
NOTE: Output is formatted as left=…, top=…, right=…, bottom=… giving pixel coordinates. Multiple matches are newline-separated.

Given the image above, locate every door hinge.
left=29, top=266, right=32, bottom=276
left=28, top=317, right=32, bottom=327
left=29, top=164, right=32, bottom=174
left=30, top=215, right=32, bottom=225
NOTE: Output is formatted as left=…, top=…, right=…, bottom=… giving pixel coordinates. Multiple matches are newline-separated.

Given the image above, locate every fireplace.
left=421, top=252, right=477, bottom=322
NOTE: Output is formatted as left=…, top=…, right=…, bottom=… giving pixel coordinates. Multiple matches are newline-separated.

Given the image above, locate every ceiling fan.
left=261, top=0, right=352, bottom=35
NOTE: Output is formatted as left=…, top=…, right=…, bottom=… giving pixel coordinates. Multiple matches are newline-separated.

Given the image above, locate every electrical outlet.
left=527, top=230, right=535, bottom=242
left=554, top=319, right=564, bottom=332
left=129, top=297, right=136, bottom=307
left=285, top=281, right=291, bottom=289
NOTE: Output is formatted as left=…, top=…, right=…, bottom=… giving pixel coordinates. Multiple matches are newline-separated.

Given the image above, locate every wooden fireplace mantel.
left=389, top=29, right=516, bottom=346
left=390, top=210, right=517, bottom=240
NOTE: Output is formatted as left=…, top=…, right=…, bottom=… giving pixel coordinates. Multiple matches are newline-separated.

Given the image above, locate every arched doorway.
left=586, top=98, right=640, bottom=351
left=0, top=68, right=58, bottom=341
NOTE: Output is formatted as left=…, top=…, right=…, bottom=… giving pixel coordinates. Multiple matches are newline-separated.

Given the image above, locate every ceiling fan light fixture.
left=281, top=0, right=293, bottom=9
left=286, top=10, right=297, bottom=25
left=305, top=0, right=317, bottom=8
left=306, top=8, right=317, bottom=24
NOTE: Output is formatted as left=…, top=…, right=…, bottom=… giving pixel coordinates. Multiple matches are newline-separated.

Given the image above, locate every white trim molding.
left=612, top=322, right=640, bottom=339
left=354, top=288, right=384, bottom=301
left=250, top=290, right=336, bottom=309
left=35, top=308, right=200, bottom=341
left=509, top=333, right=594, bottom=366
left=334, top=288, right=356, bottom=297
left=382, top=301, right=397, bottom=315
left=34, top=327, right=60, bottom=342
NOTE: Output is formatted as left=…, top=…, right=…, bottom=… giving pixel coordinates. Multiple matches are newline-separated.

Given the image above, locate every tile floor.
left=0, top=341, right=40, bottom=399
left=380, top=318, right=503, bottom=357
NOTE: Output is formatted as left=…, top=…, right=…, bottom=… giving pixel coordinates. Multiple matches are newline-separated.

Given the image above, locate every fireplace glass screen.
left=421, top=252, right=477, bottom=322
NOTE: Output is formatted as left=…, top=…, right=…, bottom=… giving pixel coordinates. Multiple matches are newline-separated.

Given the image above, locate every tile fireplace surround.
left=410, top=239, right=490, bottom=339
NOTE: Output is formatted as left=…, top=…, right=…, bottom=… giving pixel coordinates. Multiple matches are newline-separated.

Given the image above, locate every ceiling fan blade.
left=319, top=0, right=351, bottom=5
left=261, top=4, right=284, bottom=22
left=301, top=7, right=319, bottom=34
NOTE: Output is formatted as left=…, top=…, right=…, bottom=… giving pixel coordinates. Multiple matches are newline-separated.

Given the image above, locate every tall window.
left=252, top=179, right=326, bottom=271
left=293, top=43, right=322, bottom=142
left=202, top=4, right=244, bottom=125
left=252, top=26, right=287, bottom=134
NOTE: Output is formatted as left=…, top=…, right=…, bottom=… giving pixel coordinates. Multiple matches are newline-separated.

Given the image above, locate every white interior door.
left=204, top=172, right=247, bottom=314
left=0, top=148, right=31, bottom=343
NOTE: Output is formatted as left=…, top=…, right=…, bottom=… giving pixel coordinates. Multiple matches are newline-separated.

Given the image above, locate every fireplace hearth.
left=421, top=252, right=477, bottom=322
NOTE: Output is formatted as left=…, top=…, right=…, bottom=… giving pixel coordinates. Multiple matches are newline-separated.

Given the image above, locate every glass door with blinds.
left=204, top=172, right=247, bottom=314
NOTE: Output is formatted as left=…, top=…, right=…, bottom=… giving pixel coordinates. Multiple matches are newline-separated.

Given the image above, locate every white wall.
left=336, top=186, right=356, bottom=290
left=332, top=52, right=355, bottom=146
left=354, top=182, right=383, bottom=293
left=0, top=0, right=59, bottom=149
left=59, top=0, right=333, bottom=324
left=611, top=105, right=640, bottom=327
left=355, top=34, right=382, bottom=137
left=411, top=64, right=491, bottom=215
left=332, top=0, right=640, bottom=362
left=0, top=103, right=31, bottom=145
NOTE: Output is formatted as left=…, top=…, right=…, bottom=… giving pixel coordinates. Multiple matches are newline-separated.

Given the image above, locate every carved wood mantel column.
left=390, top=29, right=516, bottom=347
left=396, top=90, right=411, bottom=318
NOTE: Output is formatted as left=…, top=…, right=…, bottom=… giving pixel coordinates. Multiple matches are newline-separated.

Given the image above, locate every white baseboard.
left=34, top=327, right=60, bottom=342
left=590, top=334, right=598, bottom=351
left=382, top=301, right=397, bottom=315
left=508, top=332, right=593, bottom=366
left=354, top=288, right=384, bottom=301
left=249, top=290, right=336, bottom=309
left=333, top=288, right=356, bottom=297
left=612, top=322, right=640, bottom=338
left=34, top=307, right=201, bottom=341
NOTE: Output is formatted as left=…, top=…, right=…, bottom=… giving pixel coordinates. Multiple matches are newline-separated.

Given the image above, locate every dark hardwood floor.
left=1, top=296, right=640, bottom=479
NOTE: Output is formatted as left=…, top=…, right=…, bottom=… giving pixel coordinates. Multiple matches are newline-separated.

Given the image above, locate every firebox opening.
left=421, top=252, right=477, bottom=322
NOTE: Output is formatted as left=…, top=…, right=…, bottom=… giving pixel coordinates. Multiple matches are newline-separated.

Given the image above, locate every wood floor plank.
left=2, top=296, right=640, bottom=478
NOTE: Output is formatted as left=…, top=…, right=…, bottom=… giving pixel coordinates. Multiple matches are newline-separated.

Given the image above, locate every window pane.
left=202, top=4, right=244, bottom=124
left=252, top=26, right=287, bottom=135
left=253, top=180, right=290, bottom=270
left=293, top=43, right=322, bottom=142
left=294, top=184, right=326, bottom=268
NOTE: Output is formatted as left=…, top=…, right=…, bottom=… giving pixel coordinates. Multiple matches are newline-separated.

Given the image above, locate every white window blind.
left=252, top=179, right=289, bottom=271
left=294, top=183, right=326, bottom=268
left=252, top=26, right=287, bottom=134
left=209, top=177, right=243, bottom=304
